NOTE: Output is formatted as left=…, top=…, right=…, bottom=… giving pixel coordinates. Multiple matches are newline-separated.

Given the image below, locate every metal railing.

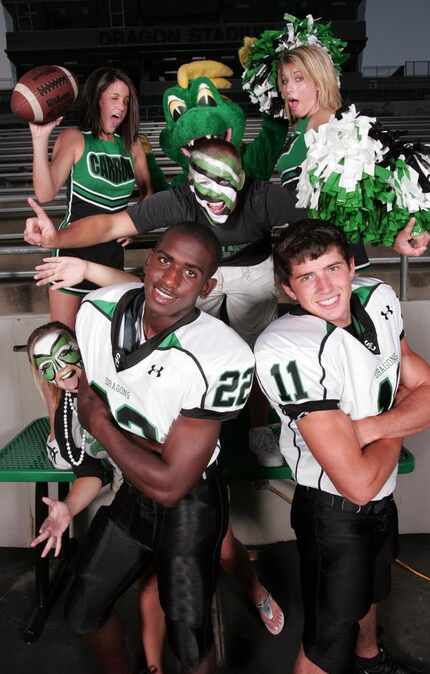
left=1, top=115, right=430, bottom=299
left=362, top=61, right=430, bottom=78
left=362, top=66, right=402, bottom=78
left=0, top=233, right=427, bottom=301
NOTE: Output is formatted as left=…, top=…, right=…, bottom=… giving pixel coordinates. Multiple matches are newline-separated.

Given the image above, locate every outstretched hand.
left=34, top=256, right=87, bottom=289
left=31, top=496, right=72, bottom=558
left=24, top=197, right=58, bottom=248
left=394, top=218, right=430, bottom=257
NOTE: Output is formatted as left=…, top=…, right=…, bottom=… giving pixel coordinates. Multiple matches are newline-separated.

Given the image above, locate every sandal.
left=255, top=591, right=285, bottom=636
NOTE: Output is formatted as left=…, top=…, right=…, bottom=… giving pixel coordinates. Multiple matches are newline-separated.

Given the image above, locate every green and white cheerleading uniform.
left=255, top=278, right=403, bottom=499
left=76, top=283, right=255, bottom=467
left=276, top=117, right=309, bottom=190
left=56, top=131, right=136, bottom=294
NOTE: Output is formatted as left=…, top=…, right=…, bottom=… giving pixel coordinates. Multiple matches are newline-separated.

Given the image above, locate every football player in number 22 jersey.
left=64, top=223, right=255, bottom=674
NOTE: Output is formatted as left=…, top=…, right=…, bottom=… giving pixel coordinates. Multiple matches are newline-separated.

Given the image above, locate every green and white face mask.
left=189, top=149, right=245, bottom=224
left=32, top=330, right=82, bottom=384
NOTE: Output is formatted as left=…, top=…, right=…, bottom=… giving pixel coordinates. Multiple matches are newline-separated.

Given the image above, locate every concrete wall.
left=395, top=301, right=430, bottom=534
left=0, top=313, right=48, bottom=546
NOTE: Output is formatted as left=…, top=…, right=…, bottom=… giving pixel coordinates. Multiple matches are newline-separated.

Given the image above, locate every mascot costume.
left=142, top=59, right=290, bottom=190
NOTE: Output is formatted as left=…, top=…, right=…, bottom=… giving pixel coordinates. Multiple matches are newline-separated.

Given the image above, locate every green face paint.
left=33, top=330, right=81, bottom=383
left=189, top=149, right=244, bottom=224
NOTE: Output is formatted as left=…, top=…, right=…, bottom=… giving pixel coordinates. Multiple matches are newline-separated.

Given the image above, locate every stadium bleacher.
left=1, top=115, right=430, bottom=218
left=0, top=111, right=430, bottom=290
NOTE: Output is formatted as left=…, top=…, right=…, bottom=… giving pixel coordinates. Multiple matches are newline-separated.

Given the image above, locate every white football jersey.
left=76, top=283, right=255, bottom=467
left=255, top=278, right=403, bottom=499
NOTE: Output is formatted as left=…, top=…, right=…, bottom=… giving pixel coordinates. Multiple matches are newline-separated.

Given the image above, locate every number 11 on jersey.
left=270, top=361, right=308, bottom=402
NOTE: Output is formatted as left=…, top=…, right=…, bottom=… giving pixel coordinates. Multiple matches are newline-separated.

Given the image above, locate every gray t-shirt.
left=127, top=179, right=304, bottom=266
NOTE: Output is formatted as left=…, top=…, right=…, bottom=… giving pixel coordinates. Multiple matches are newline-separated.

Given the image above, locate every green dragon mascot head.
left=159, top=61, right=245, bottom=187
left=160, top=76, right=245, bottom=180
left=156, top=60, right=288, bottom=187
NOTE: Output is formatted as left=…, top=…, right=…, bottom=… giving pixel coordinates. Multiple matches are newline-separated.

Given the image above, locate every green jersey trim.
left=352, top=282, right=382, bottom=308
left=86, top=299, right=118, bottom=320
left=325, top=322, right=336, bottom=337
left=318, top=332, right=332, bottom=395
left=159, top=333, right=182, bottom=350
left=111, top=287, right=200, bottom=371
left=277, top=116, right=308, bottom=187
left=73, top=180, right=133, bottom=211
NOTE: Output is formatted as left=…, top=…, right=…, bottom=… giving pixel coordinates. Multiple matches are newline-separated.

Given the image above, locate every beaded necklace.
left=62, top=391, right=86, bottom=466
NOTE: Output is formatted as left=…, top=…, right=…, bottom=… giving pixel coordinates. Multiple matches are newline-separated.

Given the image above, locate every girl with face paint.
left=27, top=322, right=119, bottom=473
left=31, top=326, right=82, bottom=391
left=28, top=322, right=82, bottom=470
left=28, top=324, right=165, bottom=673
left=27, top=322, right=123, bottom=558
left=28, top=325, right=165, bottom=673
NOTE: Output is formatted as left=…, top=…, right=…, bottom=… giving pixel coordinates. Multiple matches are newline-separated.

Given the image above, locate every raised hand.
left=29, top=116, right=63, bottom=140
left=34, top=256, right=87, bottom=289
left=31, top=496, right=72, bottom=558
left=24, top=197, right=58, bottom=247
left=394, top=217, right=430, bottom=257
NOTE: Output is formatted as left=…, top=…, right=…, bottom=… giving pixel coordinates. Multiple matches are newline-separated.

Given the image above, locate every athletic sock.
left=355, top=651, right=384, bottom=671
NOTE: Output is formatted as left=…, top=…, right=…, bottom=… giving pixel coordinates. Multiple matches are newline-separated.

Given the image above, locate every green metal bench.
left=0, top=417, right=74, bottom=483
left=0, top=417, right=75, bottom=643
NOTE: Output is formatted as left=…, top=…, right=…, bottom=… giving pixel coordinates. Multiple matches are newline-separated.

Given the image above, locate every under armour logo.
left=364, top=339, right=377, bottom=352
left=114, top=352, right=121, bottom=367
left=381, top=305, right=393, bottom=320
left=148, top=364, right=164, bottom=377
left=48, top=445, right=58, bottom=461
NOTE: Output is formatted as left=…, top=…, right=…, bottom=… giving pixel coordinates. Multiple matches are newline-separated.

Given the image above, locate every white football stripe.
left=57, top=66, right=78, bottom=100
left=14, top=83, right=44, bottom=122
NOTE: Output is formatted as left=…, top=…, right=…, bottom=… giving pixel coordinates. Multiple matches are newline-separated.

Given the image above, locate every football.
left=10, top=65, right=78, bottom=124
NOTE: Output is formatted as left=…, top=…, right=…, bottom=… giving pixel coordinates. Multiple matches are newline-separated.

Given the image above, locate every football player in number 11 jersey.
left=255, top=219, right=430, bottom=674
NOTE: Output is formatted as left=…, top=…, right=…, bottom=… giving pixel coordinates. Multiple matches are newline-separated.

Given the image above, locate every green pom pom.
left=242, top=13, right=348, bottom=117
left=280, top=14, right=348, bottom=72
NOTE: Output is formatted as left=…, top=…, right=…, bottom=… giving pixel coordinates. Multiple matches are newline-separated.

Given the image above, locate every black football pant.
left=65, top=467, right=228, bottom=673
